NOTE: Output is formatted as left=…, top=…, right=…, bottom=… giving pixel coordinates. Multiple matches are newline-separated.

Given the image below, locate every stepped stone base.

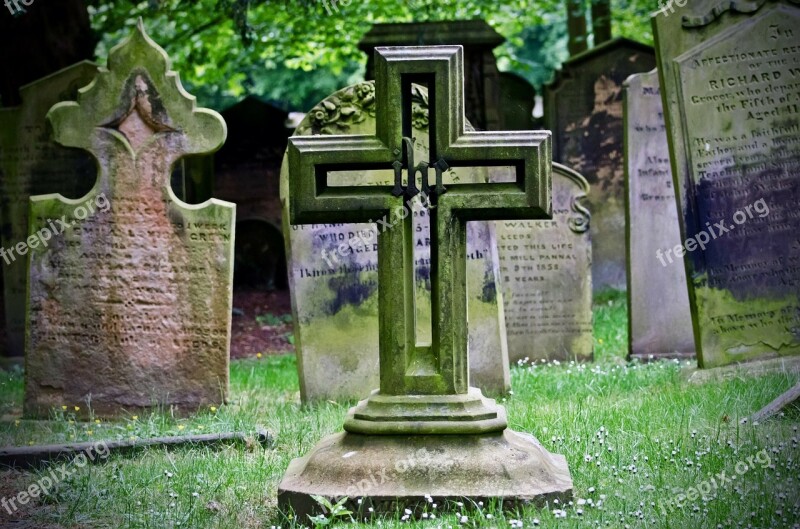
left=278, top=429, right=573, bottom=519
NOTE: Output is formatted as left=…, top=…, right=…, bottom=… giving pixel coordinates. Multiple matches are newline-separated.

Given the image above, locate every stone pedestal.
left=279, top=404, right=572, bottom=518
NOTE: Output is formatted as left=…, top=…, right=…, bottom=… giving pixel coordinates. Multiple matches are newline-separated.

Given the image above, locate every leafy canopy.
left=87, top=0, right=656, bottom=111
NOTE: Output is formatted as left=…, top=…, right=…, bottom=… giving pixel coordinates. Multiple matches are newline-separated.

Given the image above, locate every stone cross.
left=287, top=46, right=551, bottom=434
left=24, top=21, right=233, bottom=417
left=280, top=46, right=571, bottom=517
left=283, top=81, right=511, bottom=402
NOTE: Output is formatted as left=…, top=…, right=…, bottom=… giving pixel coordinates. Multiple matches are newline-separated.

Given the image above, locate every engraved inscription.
left=678, top=7, right=800, bottom=299
left=496, top=168, right=593, bottom=362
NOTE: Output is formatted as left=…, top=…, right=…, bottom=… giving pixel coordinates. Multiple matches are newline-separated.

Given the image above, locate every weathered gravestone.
left=496, top=163, right=593, bottom=363
left=0, top=62, right=98, bottom=357
left=624, top=69, right=695, bottom=361
left=215, top=96, right=290, bottom=290
left=359, top=20, right=505, bottom=131
left=216, top=96, right=289, bottom=226
left=653, top=0, right=800, bottom=368
left=279, top=45, right=572, bottom=517
left=282, top=81, right=510, bottom=401
left=544, top=38, right=656, bottom=291
left=24, top=21, right=234, bottom=417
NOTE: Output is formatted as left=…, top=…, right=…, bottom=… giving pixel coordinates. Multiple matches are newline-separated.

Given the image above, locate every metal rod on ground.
left=751, top=382, right=800, bottom=423
left=0, top=429, right=273, bottom=470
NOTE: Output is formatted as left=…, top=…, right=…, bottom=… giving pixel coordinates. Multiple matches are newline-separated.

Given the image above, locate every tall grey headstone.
left=653, top=0, right=800, bottom=368
left=624, top=69, right=695, bottom=361
left=281, top=81, right=510, bottom=402
left=497, top=163, right=593, bottom=362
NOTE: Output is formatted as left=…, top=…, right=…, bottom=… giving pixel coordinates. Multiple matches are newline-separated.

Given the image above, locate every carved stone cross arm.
left=286, top=45, right=552, bottom=434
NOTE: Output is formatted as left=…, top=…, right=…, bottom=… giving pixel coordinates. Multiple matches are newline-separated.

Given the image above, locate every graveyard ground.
left=230, top=289, right=295, bottom=359
left=0, top=290, right=798, bottom=529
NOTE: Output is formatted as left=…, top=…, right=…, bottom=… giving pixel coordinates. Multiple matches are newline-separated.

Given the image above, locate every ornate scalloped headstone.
left=653, top=0, right=800, bottom=368
left=282, top=81, right=510, bottom=401
left=496, top=163, right=594, bottom=363
left=24, top=21, right=234, bottom=417
left=544, top=38, right=656, bottom=292
left=0, top=62, right=98, bottom=357
left=624, top=69, right=695, bottom=361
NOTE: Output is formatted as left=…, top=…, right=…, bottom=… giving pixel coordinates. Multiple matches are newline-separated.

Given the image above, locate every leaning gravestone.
left=24, top=21, right=234, bottom=417
left=279, top=44, right=571, bottom=518
left=653, top=0, right=800, bottom=368
left=496, top=163, right=593, bottom=363
left=624, top=69, right=695, bottom=361
left=0, top=62, right=98, bottom=357
left=544, top=37, right=656, bottom=291
left=282, top=81, right=510, bottom=401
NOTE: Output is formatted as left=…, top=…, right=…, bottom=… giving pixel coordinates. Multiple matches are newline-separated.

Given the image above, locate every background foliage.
left=87, top=0, right=656, bottom=112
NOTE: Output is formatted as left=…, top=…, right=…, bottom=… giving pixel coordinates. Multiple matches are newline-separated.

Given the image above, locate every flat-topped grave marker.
left=0, top=62, right=98, bottom=357
left=544, top=37, right=656, bottom=291
left=282, top=81, right=509, bottom=401
left=624, top=69, right=695, bottom=361
left=24, top=21, right=234, bottom=417
left=653, top=0, right=800, bottom=368
left=358, top=20, right=505, bottom=131
left=496, top=163, right=593, bottom=363
left=278, top=45, right=572, bottom=518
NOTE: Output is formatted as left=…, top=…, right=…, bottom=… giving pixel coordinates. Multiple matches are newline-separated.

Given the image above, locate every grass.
left=0, top=290, right=798, bottom=528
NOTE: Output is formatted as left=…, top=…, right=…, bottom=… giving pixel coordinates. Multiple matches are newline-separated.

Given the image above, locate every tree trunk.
left=566, top=0, right=589, bottom=56
left=591, top=0, right=612, bottom=45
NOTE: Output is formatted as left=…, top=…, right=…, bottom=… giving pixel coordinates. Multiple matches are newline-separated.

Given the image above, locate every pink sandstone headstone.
left=24, top=22, right=234, bottom=417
